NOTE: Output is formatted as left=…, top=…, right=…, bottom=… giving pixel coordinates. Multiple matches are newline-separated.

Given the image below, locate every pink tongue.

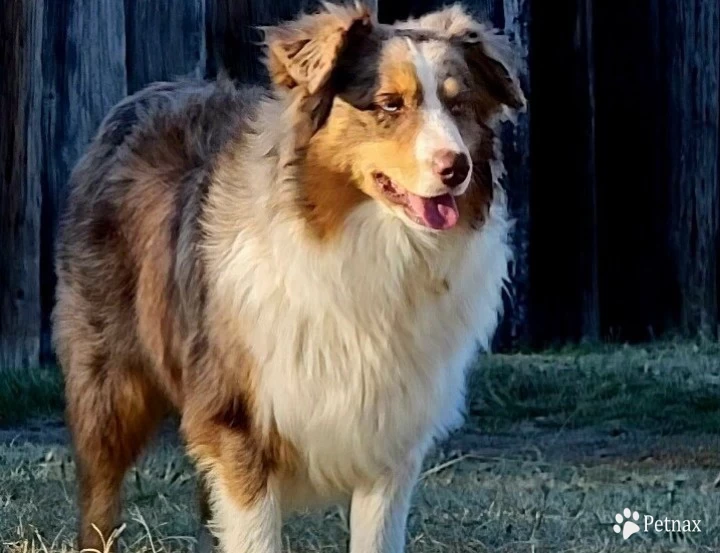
left=406, top=193, right=459, bottom=230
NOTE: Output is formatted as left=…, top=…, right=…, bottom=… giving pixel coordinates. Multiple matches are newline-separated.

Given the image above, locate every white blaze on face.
left=408, top=40, right=472, bottom=196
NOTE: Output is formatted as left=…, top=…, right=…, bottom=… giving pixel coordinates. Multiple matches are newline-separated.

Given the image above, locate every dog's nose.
left=432, top=150, right=470, bottom=188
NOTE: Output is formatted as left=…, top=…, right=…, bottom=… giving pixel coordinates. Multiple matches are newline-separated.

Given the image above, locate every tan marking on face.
left=442, top=77, right=461, bottom=99
left=377, top=59, right=423, bottom=108
left=350, top=42, right=427, bottom=195
left=297, top=141, right=369, bottom=241
left=346, top=40, right=429, bottom=199
left=297, top=39, right=434, bottom=239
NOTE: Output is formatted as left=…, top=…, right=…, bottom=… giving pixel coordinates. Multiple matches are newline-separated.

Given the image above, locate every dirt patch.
left=440, top=423, right=720, bottom=470
left=4, top=416, right=719, bottom=471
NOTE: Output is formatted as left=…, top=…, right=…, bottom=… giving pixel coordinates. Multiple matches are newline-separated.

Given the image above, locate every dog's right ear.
left=264, top=3, right=373, bottom=95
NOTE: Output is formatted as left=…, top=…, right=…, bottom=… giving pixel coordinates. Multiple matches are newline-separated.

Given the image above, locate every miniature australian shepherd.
left=53, top=2, right=525, bottom=552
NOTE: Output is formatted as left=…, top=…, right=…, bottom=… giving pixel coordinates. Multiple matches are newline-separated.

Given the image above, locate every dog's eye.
left=446, top=91, right=473, bottom=116
left=376, top=96, right=404, bottom=114
left=449, top=100, right=469, bottom=116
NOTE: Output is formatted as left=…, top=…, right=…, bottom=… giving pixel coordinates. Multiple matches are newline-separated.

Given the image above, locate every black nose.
left=432, top=150, right=471, bottom=188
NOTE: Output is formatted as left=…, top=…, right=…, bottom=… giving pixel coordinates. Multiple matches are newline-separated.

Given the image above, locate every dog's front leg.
left=349, top=455, right=422, bottom=553
left=184, top=415, right=282, bottom=553
left=207, top=470, right=281, bottom=553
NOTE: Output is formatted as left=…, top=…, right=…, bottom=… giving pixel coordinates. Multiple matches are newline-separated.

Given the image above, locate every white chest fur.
left=207, top=180, right=510, bottom=499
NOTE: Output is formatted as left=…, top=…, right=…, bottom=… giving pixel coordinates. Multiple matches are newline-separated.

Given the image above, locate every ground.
left=1, top=343, right=719, bottom=552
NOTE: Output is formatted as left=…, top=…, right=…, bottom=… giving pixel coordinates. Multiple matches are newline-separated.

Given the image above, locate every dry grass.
left=1, top=343, right=719, bottom=552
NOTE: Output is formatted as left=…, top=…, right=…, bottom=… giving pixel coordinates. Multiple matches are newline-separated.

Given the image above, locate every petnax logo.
left=612, top=507, right=701, bottom=540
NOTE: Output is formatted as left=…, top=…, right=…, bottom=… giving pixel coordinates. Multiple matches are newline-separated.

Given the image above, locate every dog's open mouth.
left=373, top=172, right=459, bottom=230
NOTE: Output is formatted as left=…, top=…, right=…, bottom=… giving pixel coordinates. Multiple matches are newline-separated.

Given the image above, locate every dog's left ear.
left=398, top=5, right=526, bottom=112
left=264, top=3, right=373, bottom=95
left=459, top=27, right=526, bottom=111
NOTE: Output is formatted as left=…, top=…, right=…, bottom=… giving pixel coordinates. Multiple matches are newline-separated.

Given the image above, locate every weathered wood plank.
left=528, top=0, right=600, bottom=345
left=495, top=0, right=533, bottom=348
left=657, top=0, right=720, bottom=337
left=379, top=0, right=502, bottom=23
left=39, top=0, right=127, bottom=360
left=7, top=0, right=716, bottom=351
left=124, top=0, right=206, bottom=93
left=206, top=0, right=315, bottom=82
left=0, top=0, right=44, bottom=370
left=571, top=0, right=599, bottom=340
left=593, top=1, right=676, bottom=341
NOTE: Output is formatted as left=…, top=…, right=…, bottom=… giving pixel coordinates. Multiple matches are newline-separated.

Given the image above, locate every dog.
left=53, top=3, right=525, bottom=552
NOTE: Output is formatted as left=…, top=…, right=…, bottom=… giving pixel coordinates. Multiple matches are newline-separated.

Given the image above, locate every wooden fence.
left=1, top=0, right=718, bottom=370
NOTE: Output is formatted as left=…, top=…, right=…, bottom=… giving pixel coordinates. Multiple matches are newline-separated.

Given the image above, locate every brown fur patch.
left=61, top=336, right=169, bottom=550
left=181, top=359, right=300, bottom=508
left=183, top=404, right=269, bottom=505
left=456, top=121, right=497, bottom=230
left=297, top=144, right=369, bottom=240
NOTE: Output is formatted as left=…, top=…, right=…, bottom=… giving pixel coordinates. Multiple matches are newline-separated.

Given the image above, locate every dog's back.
left=55, top=78, right=258, bottom=393
left=53, top=79, right=261, bottom=548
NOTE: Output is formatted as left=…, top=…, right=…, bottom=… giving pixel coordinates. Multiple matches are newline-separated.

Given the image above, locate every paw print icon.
left=614, top=508, right=641, bottom=539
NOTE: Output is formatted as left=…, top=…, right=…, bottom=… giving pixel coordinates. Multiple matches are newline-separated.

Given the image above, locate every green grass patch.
left=2, top=343, right=720, bottom=434
left=470, top=342, right=720, bottom=433
left=0, top=365, right=64, bottom=426
left=1, top=343, right=719, bottom=552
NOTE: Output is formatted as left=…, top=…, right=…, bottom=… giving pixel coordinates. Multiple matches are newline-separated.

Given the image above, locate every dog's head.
left=264, top=2, right=525, bottom=234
